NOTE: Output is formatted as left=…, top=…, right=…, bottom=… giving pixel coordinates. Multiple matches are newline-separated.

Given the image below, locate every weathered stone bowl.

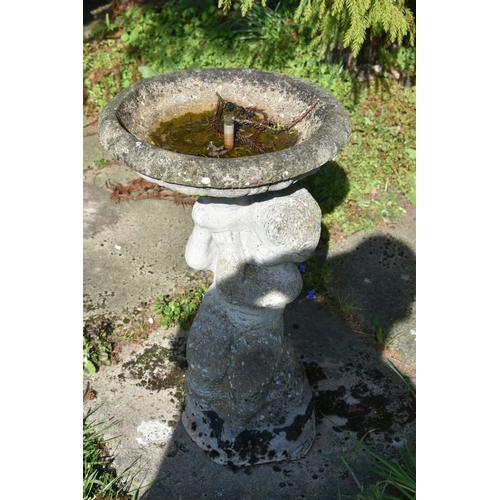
left=98, top=68, right=351, bottom=197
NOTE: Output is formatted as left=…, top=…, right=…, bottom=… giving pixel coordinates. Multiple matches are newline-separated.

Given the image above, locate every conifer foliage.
left=218, top=0, right=415, bottom=57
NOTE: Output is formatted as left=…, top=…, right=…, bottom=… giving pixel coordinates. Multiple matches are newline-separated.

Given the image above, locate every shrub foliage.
left=218, top=0, right=415, bottom=56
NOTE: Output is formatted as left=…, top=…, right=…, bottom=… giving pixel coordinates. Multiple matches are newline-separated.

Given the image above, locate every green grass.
left=320, top=362, right=416, bottom=499
left=83, top=408, right=140, bottom=500
left=336, top=436, right=416, bottom=500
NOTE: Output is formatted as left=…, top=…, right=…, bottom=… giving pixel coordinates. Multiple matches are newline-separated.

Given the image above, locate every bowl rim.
left=98, top=68, right=351, bottom=197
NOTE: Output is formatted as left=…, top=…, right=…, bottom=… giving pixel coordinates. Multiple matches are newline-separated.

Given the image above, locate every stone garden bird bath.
left=99, top=68, right=351, bottom=466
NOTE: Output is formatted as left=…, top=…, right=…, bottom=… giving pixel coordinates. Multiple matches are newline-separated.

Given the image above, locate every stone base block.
left=182, top=397, right=315, bottom=466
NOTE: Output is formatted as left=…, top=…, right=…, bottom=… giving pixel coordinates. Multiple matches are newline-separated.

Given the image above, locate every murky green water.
left=148, top=110, right=298, bottom=158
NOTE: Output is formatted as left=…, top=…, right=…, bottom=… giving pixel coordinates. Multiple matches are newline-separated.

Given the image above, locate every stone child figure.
left=182, top=185, right=322, bottom=466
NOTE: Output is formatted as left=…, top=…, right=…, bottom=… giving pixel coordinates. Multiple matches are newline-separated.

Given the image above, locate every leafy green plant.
left=232, top=1, right=301, bottom=67
left=83, top=38, right=140, bottom=116
left=298, top=255, right=337, bottom=299
left=83, top=320, right=114, bottom=374
left=83, top=408, right=140, bottom=499
left=117, top=321, right=150, bottom=341
left=151, top=284, right=208, bottom=330
left=379, top=45, right=416, bottom=82
left=233, top=1, right=294, bottom=42
left=92, top=157, right=115, bottom=169
left=118, top=307, right=157, bottom=341
left=113, top=0, right=237, bottom=76
left=218, top=0, right=415, bottom=57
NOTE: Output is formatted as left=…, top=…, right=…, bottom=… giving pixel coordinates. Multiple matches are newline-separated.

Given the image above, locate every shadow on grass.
left=299, top=161, right=350, bottom=218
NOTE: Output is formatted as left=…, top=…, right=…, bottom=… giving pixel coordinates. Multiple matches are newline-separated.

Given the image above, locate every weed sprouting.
left=91, top=158, right=116, bottom=169
left=83, top=320, right=114, bottom=374
left=373, top=318, right=386, bottom=345
left=369, top=317, right=397, bottom=351
left=151, top=284, right=208, bottom=330
left=330, top=291, right=361, bottom=318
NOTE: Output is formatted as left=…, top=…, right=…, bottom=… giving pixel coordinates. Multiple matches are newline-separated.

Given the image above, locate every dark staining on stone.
left=273, top=397, right=314, bottom=442
left=208, top=449, right=220, bottom=459
left=166, top=440, right=189, bottom=458
left=198, top=401, right=315, bottom=465
left=203, top=410, right=224, bottom=440
left=315, top=381, right=415, bottom=440
left=303, top=361, right=327, bottom=385
left=339, top=362, right=354, bottom=373
left=122, top=343, right=187, bottom=392
left=226, top=461, right=239, bottom=473
left=191, top=422, right=197, bottom=431
left=365, top=367, right=385, bottom=381
left=232, top=429, right=274, bottom=465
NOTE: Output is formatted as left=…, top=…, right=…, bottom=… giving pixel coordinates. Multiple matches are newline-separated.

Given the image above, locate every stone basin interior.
left=116, top=72, right=325, bottom=149
left=99, top=69, right=351, bottom=196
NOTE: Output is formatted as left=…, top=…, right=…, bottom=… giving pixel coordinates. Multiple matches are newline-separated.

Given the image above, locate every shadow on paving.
left=135, top=233, right=415, bottom=500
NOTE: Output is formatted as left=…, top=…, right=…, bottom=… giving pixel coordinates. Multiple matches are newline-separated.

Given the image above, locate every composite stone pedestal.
left=182, top=186, right=321, bottom=465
